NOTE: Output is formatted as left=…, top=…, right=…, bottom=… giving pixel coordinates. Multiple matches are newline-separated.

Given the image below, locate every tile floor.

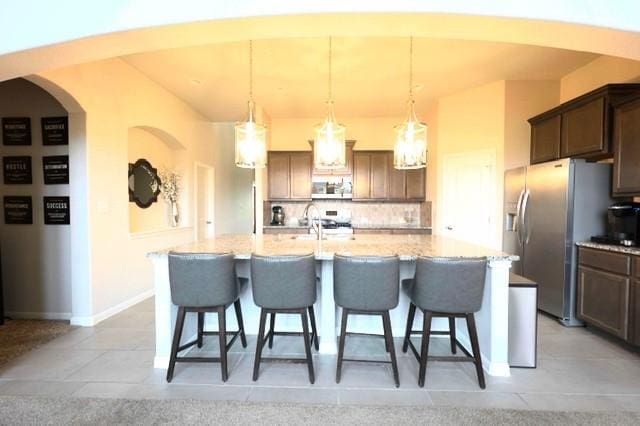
left=1, top=297, right=640, bottom=411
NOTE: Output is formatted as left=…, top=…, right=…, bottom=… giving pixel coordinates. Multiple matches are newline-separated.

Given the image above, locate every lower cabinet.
left=577, top=265, right=629, bottom=339
left=577, top=246, right=639, bottom=345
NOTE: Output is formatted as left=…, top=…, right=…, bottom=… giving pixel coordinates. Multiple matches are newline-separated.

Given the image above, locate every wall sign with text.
left=42, top=155, right=69, bottom=184
left=4, top=196, right=33, bottom=224
left=41, top=116, right=68, bottom=146
left=2, top=117, right=31, bottom=146
left=43, top=196, right=70, bottom=225
left=3, top=156, right=32, bottom=184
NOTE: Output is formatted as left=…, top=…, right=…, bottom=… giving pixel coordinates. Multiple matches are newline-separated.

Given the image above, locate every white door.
left=195, top=163, right=214, bottom=241
left=441, top=150, right=496, bottom=248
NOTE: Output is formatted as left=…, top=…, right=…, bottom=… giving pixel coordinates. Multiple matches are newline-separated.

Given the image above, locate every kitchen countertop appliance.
left=502, top=159, right=611, bottom=326
left=271, top=205, right=285, bottom=226
left=590, top=202, right=640, bottom=247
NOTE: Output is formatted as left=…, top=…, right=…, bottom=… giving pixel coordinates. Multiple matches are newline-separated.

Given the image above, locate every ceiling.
left=122, top=37, right=598, bottom=121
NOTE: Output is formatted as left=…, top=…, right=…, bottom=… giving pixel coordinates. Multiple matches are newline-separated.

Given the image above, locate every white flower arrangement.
left=158, top=170, right=180, bottom=203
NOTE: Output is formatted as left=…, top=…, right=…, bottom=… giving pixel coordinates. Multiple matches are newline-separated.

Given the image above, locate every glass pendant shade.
left=314, top=102, right=346, bottom=169
left=394, top=101, right=427, bottom=169
left=235, top=101, right=267, bottom=168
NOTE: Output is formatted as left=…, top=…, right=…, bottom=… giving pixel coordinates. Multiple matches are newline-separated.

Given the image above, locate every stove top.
left=590, top=235, right=636, bottom=247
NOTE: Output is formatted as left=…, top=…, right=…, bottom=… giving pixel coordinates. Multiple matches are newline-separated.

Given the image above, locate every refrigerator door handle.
left=514, top=189, right=525, bottom=245
left=521, top=189, right=531, bottom=244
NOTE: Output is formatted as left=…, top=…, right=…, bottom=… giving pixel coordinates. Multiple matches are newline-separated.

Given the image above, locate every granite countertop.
left=576, top=241, right=640, bottom=256
left=149, top=234, right=518, bottom=261
left=263, top=224, right=432, bottom=230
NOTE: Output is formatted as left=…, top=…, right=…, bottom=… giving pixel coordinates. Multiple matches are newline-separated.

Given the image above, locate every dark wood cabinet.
left=406, top=168, right=426, bottom=200
left=289, top=153, right=312, bottom=199
left=561, top=97, right=605, bottom=158
left=577, top=265, right=629, bottom=339
left=370, top=152, right=389, bottom=199
left=576, top=246, right=640, bottom=345
left=310, top=140, right=355, bottom=176
left=530, top=115, right=561, bottom=164
left=353, top=151, right=389, bottom=200
left=529, top=84, right=640, bottom=165
left=354, top=151, right=426, bottom=201
left=613, top=95, right=640, bottom=196
left=267, top=151, right=311, bottom=200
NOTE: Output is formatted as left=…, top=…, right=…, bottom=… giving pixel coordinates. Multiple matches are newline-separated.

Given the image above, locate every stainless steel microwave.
left=311, top=176, right=353, bottom=199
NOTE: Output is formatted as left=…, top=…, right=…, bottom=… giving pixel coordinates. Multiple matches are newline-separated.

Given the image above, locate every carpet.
left=0, top=320, right=74, bottom=368
left=0, top=396, right=638, bottom=425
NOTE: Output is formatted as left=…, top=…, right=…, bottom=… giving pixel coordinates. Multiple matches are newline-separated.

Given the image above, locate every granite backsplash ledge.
left=264, top=200, right=432, bottom=227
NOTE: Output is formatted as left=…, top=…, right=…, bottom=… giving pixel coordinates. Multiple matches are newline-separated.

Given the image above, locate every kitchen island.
left=149, top=234, right=517, bottom=376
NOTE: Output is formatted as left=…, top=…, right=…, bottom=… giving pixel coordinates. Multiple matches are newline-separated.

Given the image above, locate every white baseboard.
left=70, top=288, right=155, bottom=327
left=5, top=311, right=72, bottom=321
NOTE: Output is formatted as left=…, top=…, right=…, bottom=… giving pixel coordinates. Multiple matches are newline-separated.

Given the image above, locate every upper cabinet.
left=267, top=151, right=312, bottom=200
left=310, top=140, right=355, bottom=176
left=529, top=84, right=640, bottom=165
left=530, top=115, right=561, bottom=164
left=353, top=151, right=425, bottom=201
left=613, top=94, right=640, bottom=196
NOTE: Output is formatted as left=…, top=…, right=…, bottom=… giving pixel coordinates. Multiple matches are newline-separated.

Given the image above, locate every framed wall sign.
left=43, top=196, right=70, bottom=225
left=3, top=196, right=33, bottom=224
left=3, top=156, right=32, bottom=184
left=42, top=155, right=69, bottom=184
left=2, top=117, right=31, bottom=146
left=41, top=116, right=68, bottom=146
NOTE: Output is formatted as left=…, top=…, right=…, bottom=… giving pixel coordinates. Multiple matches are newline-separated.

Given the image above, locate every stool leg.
left=418, top=310, right=433, bottom=388
left=233, top=299, right=247, bottom=348
left=466, top=313, right=486, bottom=389
left=308, top=305, right=319, bottom=351
left=382, top=311, right=400, bottom=388
left=448, top=317, right=457, bottom=354
left=383, top=314, right=390, bottom=353
left=336, top=308, right=348, bottom=384
left=252, top=308, right=268, bottom=381
left=300, top=308, right=315, bottom=384
left=218, top=306, right=228, bottom=382
left=167, top=306, right=186, bottom=382
left=402, top=302, right=416, bottom=353
left=197, top=312, right=204, bottom=348
left=268, top=313, right=276, bottom=349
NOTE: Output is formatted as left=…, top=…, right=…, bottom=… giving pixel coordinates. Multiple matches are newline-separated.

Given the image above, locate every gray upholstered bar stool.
left=251, top=254, right=318, bottom=384
left=166, top=252, right=247, bottom=383
left=334, top=254, right=400, bottom=387
left=402, top=257, right=487, bottom=389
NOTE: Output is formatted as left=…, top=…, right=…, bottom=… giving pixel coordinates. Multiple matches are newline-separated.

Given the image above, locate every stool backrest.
left=251, top=254, right=316, bottom=309
left=334, top=254, right=400, bottom=311
left=412, top=257, right=487, bottom=313
left=168, top=252, right=237, bottom=307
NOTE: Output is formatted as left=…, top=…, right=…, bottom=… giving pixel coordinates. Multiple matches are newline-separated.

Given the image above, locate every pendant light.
left=393, top=36, right=427, bottom=170
left=314, top=37, right=346, bottom=170
left=235, top=40, right=267, bottom=168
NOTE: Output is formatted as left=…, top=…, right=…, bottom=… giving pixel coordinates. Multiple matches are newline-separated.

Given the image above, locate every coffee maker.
left=591, top=202, right=640, bottom=246
left=271, top=205, right=285, bottom=226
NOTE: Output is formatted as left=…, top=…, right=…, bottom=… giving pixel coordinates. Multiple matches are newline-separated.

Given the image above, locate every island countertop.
left=148, top=233, right=518, bottom=261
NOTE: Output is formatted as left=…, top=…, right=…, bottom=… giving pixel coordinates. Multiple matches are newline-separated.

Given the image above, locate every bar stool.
left=334, top=254, right=400, bottom=387
left=251, top=254, right=318, bottom=384
left=402, top=257, right=487, bottom=389
left=166, top=252, right=247, bottom=383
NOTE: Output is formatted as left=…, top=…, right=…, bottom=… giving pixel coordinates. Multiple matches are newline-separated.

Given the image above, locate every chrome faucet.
left=303, top=202, right=323, bottom=240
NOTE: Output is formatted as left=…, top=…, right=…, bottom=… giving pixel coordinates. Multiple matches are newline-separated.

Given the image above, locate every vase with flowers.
left=158, top=170, right=181, bottom=227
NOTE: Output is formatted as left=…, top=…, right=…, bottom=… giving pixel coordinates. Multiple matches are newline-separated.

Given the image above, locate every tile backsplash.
left=266, top=200, right=432, bottom=227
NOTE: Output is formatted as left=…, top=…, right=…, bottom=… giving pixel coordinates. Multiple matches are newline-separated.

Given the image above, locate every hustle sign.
left=3, top=156, right=32, bottom=184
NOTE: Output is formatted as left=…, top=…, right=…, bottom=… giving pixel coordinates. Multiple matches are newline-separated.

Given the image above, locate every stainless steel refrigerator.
left=503, top=158, right=611, bottom=325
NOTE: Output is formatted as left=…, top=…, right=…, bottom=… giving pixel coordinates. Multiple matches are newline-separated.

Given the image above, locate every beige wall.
left=504, top=80, right=560, bottom=170
left=435, top=80, right=506, bottom=248
left=560, top=56, right=640, bottom=102
left=35, top=58, right=216, bottom=324
left=127, top=127, right=179, bottom=233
